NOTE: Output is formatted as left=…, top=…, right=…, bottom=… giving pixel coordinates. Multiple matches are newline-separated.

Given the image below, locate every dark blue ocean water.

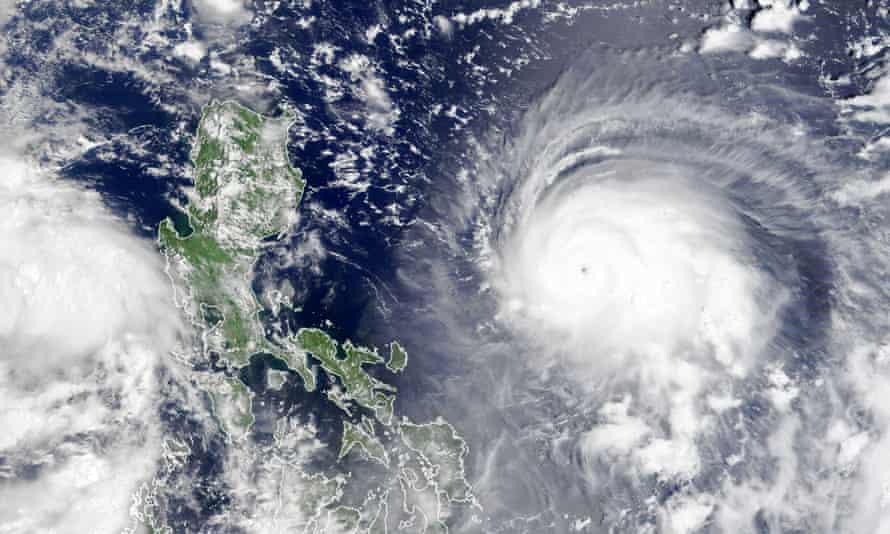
left=8, top=0, right=884, bottom=529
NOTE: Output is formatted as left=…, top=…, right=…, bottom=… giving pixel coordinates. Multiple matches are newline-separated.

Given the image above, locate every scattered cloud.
left=339, top=53, right=399, bottom=134
left=452, top=0, right=543, bottom=27
left=697, top=0, right=807, bottom=63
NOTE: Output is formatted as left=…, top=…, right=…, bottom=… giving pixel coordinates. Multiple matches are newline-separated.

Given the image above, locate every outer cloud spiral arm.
left=468, top=49, right=889, bottom=531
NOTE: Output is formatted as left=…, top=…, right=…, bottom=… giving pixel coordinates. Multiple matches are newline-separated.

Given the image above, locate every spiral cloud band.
left=461, top=49, right=889, bottom=531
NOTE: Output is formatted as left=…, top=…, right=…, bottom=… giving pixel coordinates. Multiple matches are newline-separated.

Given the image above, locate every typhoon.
left=0, top=151, right=184, bottom=532
left=1, top=1, right=888, bottom=533
left=397, top=47, right=890, bottom=532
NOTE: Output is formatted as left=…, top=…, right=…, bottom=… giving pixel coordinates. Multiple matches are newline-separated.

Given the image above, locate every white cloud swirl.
left=500, top=161, right=778, bottom=375
left=462, top=48, right=890, bottom=531
left=0, top=154, right=183, bottom=533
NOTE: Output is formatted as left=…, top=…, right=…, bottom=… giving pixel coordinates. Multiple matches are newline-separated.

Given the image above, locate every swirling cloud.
left=464, top=48, right=890, bottom=531
left=0, top=154, right=182, bottom=532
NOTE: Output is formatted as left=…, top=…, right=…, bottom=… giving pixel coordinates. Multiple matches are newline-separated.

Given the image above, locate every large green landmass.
left=155, top=101, right=477, bottom=532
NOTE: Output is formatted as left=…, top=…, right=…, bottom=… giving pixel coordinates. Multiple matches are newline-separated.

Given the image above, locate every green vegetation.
left=387, top=341, right=409, bottom=373
left=209, top=376, right=255, bottom=440
left=158, top=100, right=308, bottom=368
left=194, top=136, right=223, bottom=197
left=401, top=420, right=474, bottom=503
left=339, top=417, right=389, bottom=467
left=158, top=218, right=233, bottom=266
left=156, top=100, right=477, bottom=533
left=296, top=328, right=396, bottom=424
left=195, top=135, right=224, bottom=169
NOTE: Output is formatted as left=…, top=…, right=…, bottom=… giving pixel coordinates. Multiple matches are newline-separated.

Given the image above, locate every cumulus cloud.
left=339, top=54, right=399, bottom=134
left=750, top=0, right=806, bottom=34
left=0, top=154, right=182, bottom=532
left=697, top=1, right=806, bottom=62
left=452, top=0, right=542, bottom=27
left=173, top=40, right=207, bottom=63
left=699, top=23, right=755, bottom=54
left=433, top=15, right=454, bottom=39
left=192, top=0, right=252, bottom=25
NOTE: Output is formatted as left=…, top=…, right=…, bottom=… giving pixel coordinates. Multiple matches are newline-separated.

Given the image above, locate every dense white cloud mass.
left=501, top=163, right=776, bottom=372
left=192, top=0, right=251, bottom=24
left=0, top=156, right=182, bottom=532
left=750, top=0, right=805, bottom=34
left=497, top=159, right=784, bottom=484
left=0, top=1, right=15, bottom=27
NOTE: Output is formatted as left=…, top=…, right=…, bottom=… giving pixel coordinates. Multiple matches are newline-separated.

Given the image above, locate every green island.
left=154, top=100, right=477, bottom=532
left=339, top=416, right=389, bottom=466
left=388, top=341, right=409, bottom=373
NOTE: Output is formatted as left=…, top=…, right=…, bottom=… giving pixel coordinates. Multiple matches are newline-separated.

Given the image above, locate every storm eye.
left=497, top=159, right=785, bottom=374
